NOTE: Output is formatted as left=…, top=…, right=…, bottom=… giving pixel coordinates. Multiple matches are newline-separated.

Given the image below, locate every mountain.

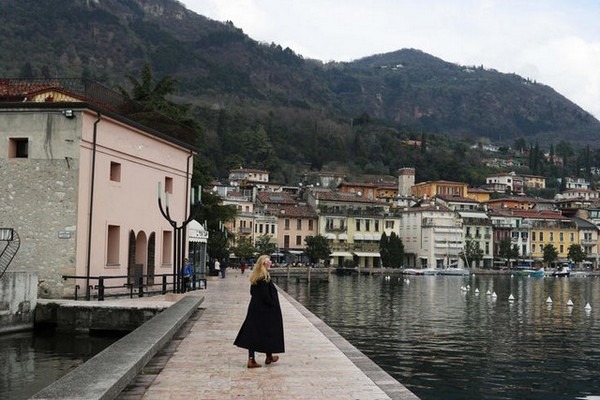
left=1, top=0, right=600, bottom=183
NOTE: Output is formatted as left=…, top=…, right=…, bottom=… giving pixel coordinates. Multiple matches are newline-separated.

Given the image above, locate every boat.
left=401, top=268, right=438, bottom=275
left=438, top=268, right=470, bottom=276
left=529, top=268, right=545, bottom=278
left=551, top=266, right=571, bottom=277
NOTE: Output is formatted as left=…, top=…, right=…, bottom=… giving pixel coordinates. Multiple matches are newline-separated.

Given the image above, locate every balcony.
left=237, top=227, right=252, bottom=234
left=325, top=225, right=347, bottom=232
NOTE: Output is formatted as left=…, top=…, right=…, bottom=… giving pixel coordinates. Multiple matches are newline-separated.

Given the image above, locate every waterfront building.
left=517, top=210, right=577, bottom=264
left=457, top=210, right=493, bottom=268
left=0, top=79, right=196, bottom=298
left=273, top=204, right=317, bottom=264
left=399, top=202, right=463, bottom=269
left=306, top=188, right=387, bottom=269
left=488, top=207, right=517, bottom=267
left=571, top=217, right=599, bottom=268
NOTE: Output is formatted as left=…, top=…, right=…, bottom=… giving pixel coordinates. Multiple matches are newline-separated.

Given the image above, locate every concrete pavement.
left=128, top=272, right=419, bottom=400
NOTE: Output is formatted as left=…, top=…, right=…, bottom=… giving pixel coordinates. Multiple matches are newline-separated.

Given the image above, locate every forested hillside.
left=1, top=0, right=599, bottom=187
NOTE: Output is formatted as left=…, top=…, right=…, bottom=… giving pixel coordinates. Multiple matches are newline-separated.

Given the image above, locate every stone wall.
left=0, top=158, right=79, bottom=298
left=0, top=271, right=38, bottom=333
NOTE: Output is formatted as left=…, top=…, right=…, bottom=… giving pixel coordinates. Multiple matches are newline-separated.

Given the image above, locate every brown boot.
left=265, top=355, right=279, bottom=365
left=247, top=358, right=262, bottom=368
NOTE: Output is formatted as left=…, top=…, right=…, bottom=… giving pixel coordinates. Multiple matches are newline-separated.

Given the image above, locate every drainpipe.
left=85, top=113, right=101, bottom=300
left=183, top=152, right=193, bottom=258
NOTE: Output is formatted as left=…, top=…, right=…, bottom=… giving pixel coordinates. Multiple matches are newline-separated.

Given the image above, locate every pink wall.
left=75, top=111, right=193, bottom=288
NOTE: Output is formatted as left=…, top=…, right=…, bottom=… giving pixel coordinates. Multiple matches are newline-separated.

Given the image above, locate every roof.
left=276, top=205, right=317, bottom=218
left=0, top=78, right=199, bottom=152
left=256, top=191, right=297, bottom=205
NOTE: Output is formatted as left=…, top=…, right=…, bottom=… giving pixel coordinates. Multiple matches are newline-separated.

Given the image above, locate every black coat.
left=234, top=279, right=285, bottom=354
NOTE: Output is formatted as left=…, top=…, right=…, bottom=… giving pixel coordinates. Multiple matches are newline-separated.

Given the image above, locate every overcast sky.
left=182, top=0, right=600, bottom=119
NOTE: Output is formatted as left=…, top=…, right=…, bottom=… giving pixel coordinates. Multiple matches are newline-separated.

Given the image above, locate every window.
left=162, top=230, right=172, bottom=265
left=259, top=224, right=263, bottom=234
left=365, top=220, right=371, bottom=231
left=549, top=232, right=554, bottom=241
left=308, top=220, right=314, bottom=231
left=110, top=162, right=121, bottom=182
left=285, top=219, right=290, bottom=230
left=560, top=244, right=564, bottom=253
left=385, top=221, right=395, bottom=229
left=532, top=244, right=536, bottom=253
left=540, top=232, right=544, bottom=241
left=296, top=235, right=301, bottom=246
left=106, top=225, right=120, bottom=265
left=374, top=220, right=380, bottom=232
left=355, top=219, right=361, bottom=231
left=165, top=177, right=173, bottom=193
left=532, top=232, right=536, bottom=241
left=571, top=233, right=575, bottom=242
left=9, top=137, right=29, bottom=158
left=271, top=225, right=275, bottom=234
left=559, top=232, right=564, bottom=242
left=284, top=235, right=290, bottom=248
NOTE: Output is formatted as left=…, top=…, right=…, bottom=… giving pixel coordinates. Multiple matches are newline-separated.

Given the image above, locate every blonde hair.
left=249, top=255, right=271, bottom=284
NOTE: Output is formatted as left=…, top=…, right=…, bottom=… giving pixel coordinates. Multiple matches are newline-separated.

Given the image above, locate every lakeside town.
left=216, top=166, right=600, bottom=273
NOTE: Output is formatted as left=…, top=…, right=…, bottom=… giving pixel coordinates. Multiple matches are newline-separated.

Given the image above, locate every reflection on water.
left=0, top=330, right=120, bottom=400
left=278, top=274, right=600, bottom=400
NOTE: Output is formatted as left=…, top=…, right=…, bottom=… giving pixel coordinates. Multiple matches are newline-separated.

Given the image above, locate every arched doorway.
left=127, top=230, right=148, bottom=285
left=147, top=233, right=156, bottom=285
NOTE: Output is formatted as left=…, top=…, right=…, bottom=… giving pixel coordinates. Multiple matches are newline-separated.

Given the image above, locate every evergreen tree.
left=304, top=235, right=331, bottom=264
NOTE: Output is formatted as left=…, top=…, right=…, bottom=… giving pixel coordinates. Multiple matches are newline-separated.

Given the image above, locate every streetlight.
left=158, top=183, right=201, bottom=293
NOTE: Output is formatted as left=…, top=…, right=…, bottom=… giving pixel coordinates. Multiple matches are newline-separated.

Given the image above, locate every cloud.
left=183, top=0, right=600, bottom=118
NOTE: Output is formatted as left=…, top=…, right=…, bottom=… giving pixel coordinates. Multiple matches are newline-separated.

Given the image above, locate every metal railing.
left=62, top=272, right=207, bottom=301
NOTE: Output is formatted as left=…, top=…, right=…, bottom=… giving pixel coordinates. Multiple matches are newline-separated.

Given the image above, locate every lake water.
left=0, top=330, right=120, bottom=400
left=277, top=273, right=600, bottom=400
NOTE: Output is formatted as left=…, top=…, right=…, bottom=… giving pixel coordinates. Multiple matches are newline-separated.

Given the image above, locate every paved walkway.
left=134, top=272, right=419, bottom=400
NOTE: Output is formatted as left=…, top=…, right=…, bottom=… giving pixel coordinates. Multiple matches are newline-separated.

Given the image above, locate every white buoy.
left=585, top=303, right=592, bottom=310
left=460, top=286, right=468, bottom=292
left=475, top=288, right=480, bottom=294
left=567, top=299, right=574, bottom=307
left=546, top=296, right=553, bottom=304
left=508, top=294, right=515, bottom=302
left=486, top=289, right=491, bottom=295
left=492, top=291, right=497, bottom=298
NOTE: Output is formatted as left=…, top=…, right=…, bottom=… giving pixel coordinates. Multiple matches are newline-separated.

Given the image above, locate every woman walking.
left=234, top=254, right=285, bottom=368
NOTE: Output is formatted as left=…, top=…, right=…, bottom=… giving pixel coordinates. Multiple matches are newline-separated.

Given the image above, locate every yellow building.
left=515, top=210, right=577, bottom=263
left=411, top=180, right=468, bottom=199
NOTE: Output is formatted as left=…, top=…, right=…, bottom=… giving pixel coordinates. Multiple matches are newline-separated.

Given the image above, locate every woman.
left=234, top=255, right=285, bottom=368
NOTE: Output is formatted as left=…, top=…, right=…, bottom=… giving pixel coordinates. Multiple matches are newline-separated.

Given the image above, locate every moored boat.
left=438, top=268, right=470, bottom=276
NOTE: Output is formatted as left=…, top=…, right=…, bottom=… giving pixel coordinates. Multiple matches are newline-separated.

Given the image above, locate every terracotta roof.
left=275, top=205, right=317, bottom=218
left=256, top=191, right=296, bottom=205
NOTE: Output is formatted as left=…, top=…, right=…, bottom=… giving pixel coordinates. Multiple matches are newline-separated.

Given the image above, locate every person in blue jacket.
left=181, top=258, right=193, bottom=293
left=234, top=254, right=285, bottom=368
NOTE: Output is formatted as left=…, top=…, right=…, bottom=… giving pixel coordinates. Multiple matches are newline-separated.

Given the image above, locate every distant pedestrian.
left=234, top=255, right=285, bottom=368
left=241, top=262, right=247, bottom=274
left=181, top=258, right=193, bottom=293
left=220, top=258, right=227, bottom=278
left=214, top=259, right=221, bottom=277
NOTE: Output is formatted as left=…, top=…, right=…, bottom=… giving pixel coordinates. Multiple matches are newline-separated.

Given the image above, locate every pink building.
left=0, top=80, right=196, bottom=298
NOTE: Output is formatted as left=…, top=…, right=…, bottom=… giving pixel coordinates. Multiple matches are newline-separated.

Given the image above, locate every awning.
left=353, top=251, right=381, bottom=257
left=330, top=251, right=353, bottom=257
left=324, top=233, right=336, bottom=240
left=287, top=250, right=303, bottom=255
left=338, top=233, right=348, bottom=240
left=354, top=233, right=364, bottom=240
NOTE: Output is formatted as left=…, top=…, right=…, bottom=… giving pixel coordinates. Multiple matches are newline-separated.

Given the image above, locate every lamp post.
left=158, top=183, right=201, bottom=293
